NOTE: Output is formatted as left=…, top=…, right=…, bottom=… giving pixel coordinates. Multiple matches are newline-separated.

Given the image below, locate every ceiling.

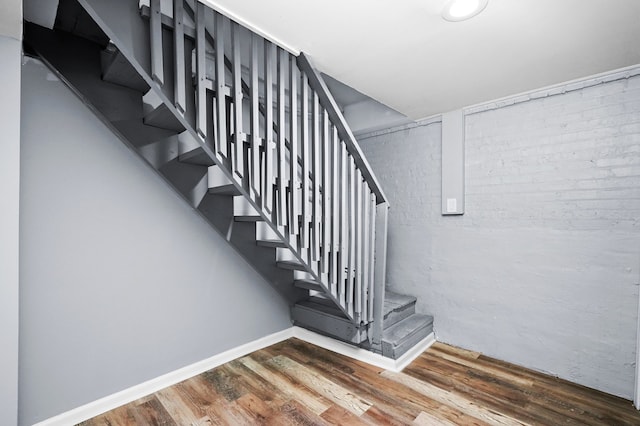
left=203, top=0, right=640, bottom=121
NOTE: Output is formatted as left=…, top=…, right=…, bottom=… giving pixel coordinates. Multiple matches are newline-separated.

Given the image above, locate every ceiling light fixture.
left=442, top=0, right=488, bottom=22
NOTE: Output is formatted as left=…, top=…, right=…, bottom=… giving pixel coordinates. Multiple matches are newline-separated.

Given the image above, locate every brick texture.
left=360, top=75, right=640, bottom=399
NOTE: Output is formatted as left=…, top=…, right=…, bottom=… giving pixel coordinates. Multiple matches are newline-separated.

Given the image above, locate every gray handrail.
left=297, top=52, right=389, bottom=206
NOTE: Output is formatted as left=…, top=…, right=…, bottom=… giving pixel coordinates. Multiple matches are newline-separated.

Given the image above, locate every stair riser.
left=383, top=302, right=415, bottom=330
left=233, top=196, right=262, bottom=221
left=291, top=305, right=366, bottom=345
left=208, top=166, right=241, bottom=195
left=382, top=322, right=433, bottom=360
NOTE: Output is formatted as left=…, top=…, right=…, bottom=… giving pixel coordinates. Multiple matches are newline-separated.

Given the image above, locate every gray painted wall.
left=360, top=75, right=640, bottom=399
left=19, top=58, right=292, bottom=425
left=0, top=0, right=21, bottom=40
left=0, top=34, right=21, bottom=426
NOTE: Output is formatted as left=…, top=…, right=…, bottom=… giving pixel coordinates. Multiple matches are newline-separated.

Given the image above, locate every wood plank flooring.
left=80, top=339, right=640, bottom=425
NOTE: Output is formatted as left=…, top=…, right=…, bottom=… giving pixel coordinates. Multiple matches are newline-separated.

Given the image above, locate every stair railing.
left=139, top=0, right=389, bottom=331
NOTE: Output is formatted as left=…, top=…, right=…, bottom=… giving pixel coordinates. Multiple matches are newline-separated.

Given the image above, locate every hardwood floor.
left=80, top=338, right=640, bottom=425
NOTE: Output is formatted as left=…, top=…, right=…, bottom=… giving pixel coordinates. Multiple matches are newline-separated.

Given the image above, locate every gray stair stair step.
left=100, top=47, right=149, bottom=92
left=207, top=165, right=243, bottom=196
left=306, top=295, right=336, bottom=308
left=235, top=215, right=263, bottom=222
left=383, top=314, right=433, bottom=345
left=383, top=290, right=417, bottom=329
left=179, top=147, right=215, bottom=166
left=144, top=104, right=185, bottom=132
left=297, top=298, right=345, bottom=318
left=111, top=118, right=177, bottom=148
left=209, top=184, right=241, bottom=196
left=382, top=314, right=434, bottom=359
left=294, top=279, right=323, bottom=291
left=276, top=260, right=306, bottom=271
left=384, top=290, right=417, bottom=313
left=256, top=239, right=287, bottom=248
left=292, top=301, right=364, bottom=344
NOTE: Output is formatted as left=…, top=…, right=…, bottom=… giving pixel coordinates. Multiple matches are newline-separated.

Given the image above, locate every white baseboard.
left=292, top=326, right=436, bottom=373
left=34, top=328, right=295, bottom=426
left=35, top=327, right=436, bottom=425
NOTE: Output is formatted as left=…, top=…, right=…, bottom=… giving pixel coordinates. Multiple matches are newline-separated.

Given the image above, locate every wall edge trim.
left=357, top=63, right=640, bottom=141
left=464, top=64, right=640, bottom=116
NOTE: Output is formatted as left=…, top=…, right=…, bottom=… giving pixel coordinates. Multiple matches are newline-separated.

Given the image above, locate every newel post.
left=371, top=202, right=389, bottom=348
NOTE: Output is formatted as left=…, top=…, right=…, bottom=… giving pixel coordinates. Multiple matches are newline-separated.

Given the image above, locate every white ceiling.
left=204, top=0, right=640, bottom=120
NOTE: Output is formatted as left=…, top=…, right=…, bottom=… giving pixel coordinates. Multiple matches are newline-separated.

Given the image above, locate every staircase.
left=23, top=0, right=433, bottom=359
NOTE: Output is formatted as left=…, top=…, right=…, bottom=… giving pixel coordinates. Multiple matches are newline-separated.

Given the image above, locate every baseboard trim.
left=292, top=326, right=436, bottom=373
left=35, top=326, right=436, bottom=425
left=33, top=328, right=295, bottom=426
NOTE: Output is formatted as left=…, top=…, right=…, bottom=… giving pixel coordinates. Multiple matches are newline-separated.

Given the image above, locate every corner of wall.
left=0, top=33, right=22, bottom=426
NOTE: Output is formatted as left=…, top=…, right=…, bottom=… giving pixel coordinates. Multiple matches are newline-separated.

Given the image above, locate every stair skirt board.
left=33, top=327, right=436, bottom=426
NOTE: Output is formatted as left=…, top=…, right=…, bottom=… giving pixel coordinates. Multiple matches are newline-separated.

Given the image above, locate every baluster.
left=232, top=22, right=244, bottom=179
left=300, top=73, right=310, bottom=249
left=311, top=93, right=321, bottom=263
left=149, top=0, right=164, bottom=85
left=347, top=156, right=356, bottom=316
left=321, top=109, right=330, bottom=276
left=355, top=168, right=363, bottom=322
left=195, top=2, right=207, bottom=139
left=339, top=142, right=348, bottom=309
left=250, top=34, right=261, bottom=201
left=331, top=126, right=340, bottom=297
left=173, top=0, right=186, bottom=114
left=277, top=48, right=288, bottom=228
left=289, top=57, right=299, bottom=237
left=362, top=182, right=371, bottom=323
left=214, top=11, right=227, bottom=159
left=368, top=193, right=377, bottom=323
left=264, top=40, right=274, bottom=214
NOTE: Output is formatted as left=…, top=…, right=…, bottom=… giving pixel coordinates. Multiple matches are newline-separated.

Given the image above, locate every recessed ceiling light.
left=442, top=0, right=489, bottom=22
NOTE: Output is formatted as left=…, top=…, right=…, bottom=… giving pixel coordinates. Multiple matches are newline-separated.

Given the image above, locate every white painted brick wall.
left=359, top=74, right=640, bottom=399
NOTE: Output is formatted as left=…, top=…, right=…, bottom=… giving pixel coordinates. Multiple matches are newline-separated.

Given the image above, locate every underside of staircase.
left=23, top=0, right=434, bottom=360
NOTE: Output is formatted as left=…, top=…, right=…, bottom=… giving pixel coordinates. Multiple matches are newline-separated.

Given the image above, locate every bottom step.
left=291, top=300, right=367, bottom=345
left=382, top=314, right=434, bottom=359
